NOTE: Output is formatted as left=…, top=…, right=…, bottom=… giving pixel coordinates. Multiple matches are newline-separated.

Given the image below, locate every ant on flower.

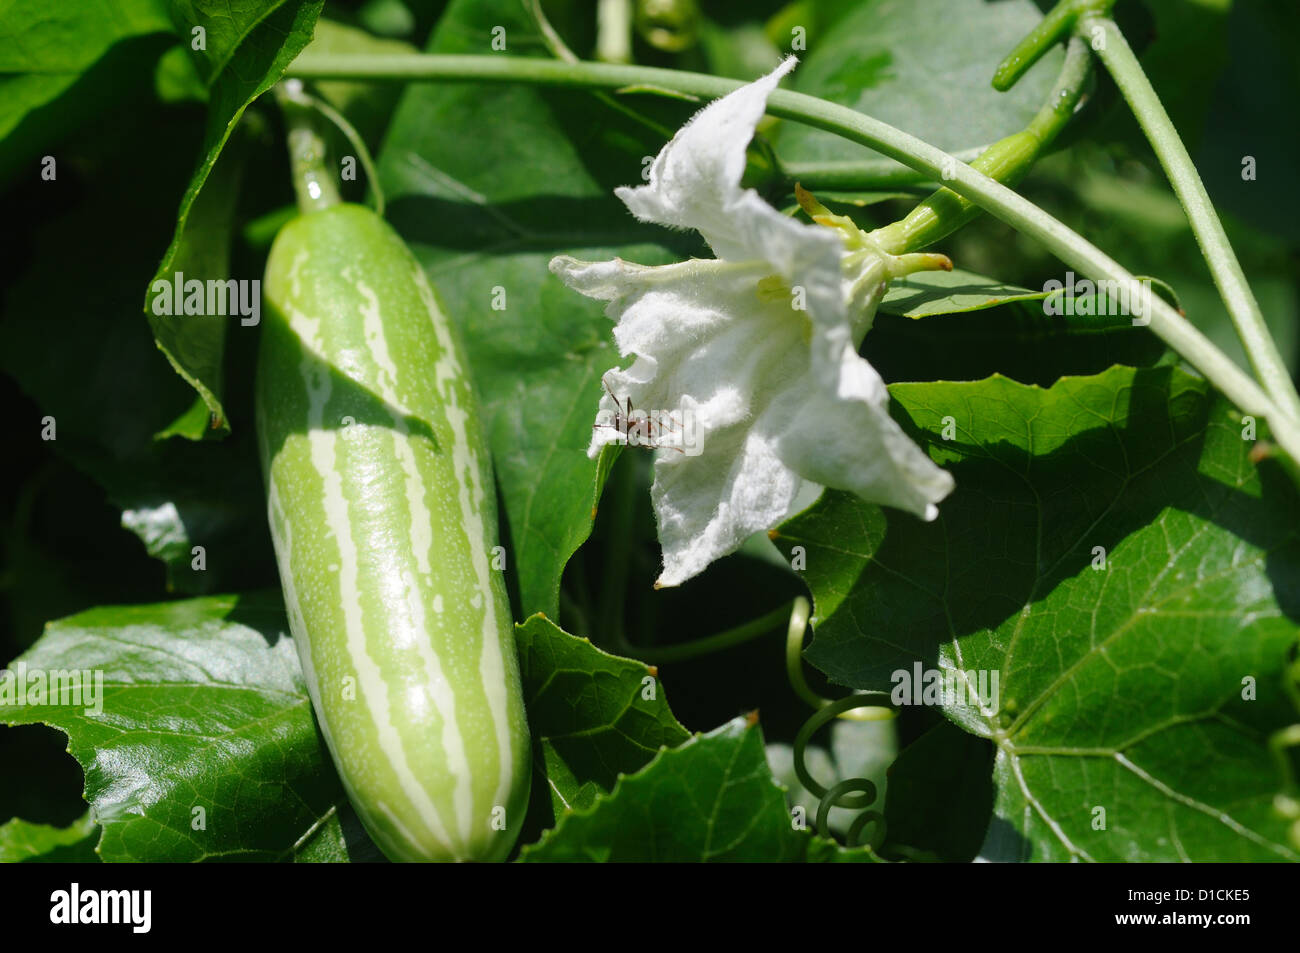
left=593, top=374, right=686, bottom=454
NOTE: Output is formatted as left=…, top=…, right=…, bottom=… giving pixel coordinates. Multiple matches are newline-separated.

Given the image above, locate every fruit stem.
left=275, top=80, right=341, bottom=214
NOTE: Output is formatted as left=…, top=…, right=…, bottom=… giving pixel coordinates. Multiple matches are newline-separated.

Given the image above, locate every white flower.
left=550, top=57, right=956, bottom=588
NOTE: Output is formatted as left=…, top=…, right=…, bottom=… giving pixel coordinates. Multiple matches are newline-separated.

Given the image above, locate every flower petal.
left=772, top=347, right=956, bottom=521
left=552, top=254, right=816, bottom=584
left=551, top=249, right=955, bottom=585
left=551, top=254, right=803, bottom=455
left=652, top=424, right=805, bottom=587
left=614, top=59, right=845, bottom=313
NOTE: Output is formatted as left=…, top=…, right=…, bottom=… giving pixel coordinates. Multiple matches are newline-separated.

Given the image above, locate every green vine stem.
left=785, top=596, right=892, bottom=722
left=791, top=699, right=881, bottom=807
left=784, top=595, right=823, bottom=711
left=869, top=34, right=1093, bottom=255
left=820, top=779, right=886, bottom=850
left=784, top=603, right=908, bottom=850
left=793, top=699, right=880, bottom=805
left=283, top=53, right=1300, bottom=470
left=779, top=146, right=988, bottom=193
left=1078, top=14, right=1300, bottom=428
left=792, top=692, right=893, bottom=849
left=274, top=80, right=340, bottom=214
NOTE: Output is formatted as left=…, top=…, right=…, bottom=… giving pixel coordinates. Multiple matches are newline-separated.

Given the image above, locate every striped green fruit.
left=256, top=203, right=530, bottom=862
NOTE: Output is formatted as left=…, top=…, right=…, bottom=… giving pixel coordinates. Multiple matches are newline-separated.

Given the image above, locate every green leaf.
left=516, top=614, right=689, bottom=823
left=519, top=716, right=809, bottom=862
left=878, top=268, right=1177, bottom=324
left=0, top=0, right=169, bottom=74
left=880, top=268, right=1051, bottom=318
left=147, top=124, right=252, bottom=437
left=775, top=0, right=1063, bottom=162
left=166, top=0, right=302, bottom=86
left=0, top=0, right=173, bottom=181
left=145, top=0, right=323, bottom=439
left=0, top=592, right=371, bottom=862
left=378, top=0, right=690, bottom=619
left=0, top=813, right=100, bottom=863
left=771, top=365, right=1300, bottom=861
